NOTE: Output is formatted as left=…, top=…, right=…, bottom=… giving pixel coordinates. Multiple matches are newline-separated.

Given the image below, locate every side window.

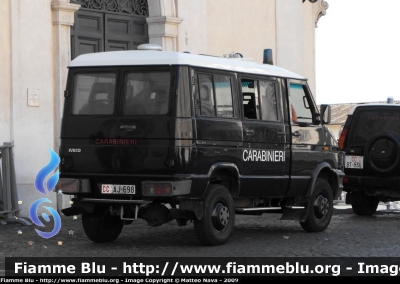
left=241, top=78, right=279, bottom=121
left=197, top=73, right=235, bottom=117
left=215, top=75, right=234, bottom=117
left=259, top=80, right=278, bottom=121
left=241, top=79, right=258, bottom=119
left=198, top=74, right=215, bottom=116
left=289, top=83, right=313, bottom=124
left=72, top=73, right=116, bottom=115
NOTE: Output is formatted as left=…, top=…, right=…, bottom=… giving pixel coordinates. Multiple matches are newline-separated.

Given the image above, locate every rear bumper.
left=61, top=198, right=147, bottom=216
left=57, top=178, right=192, bottom=197
left=343, top=175, right=400, bottom=198
left=344, top=175, right=400, bottom=188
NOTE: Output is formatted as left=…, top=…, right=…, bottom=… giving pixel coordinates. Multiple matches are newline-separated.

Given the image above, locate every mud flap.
left=280, top=208, right=307, bottom=221
left=178, top=199, right=203, bottom=220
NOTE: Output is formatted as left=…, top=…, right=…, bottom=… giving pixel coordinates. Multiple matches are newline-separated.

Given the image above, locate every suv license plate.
left=345, top=156, right=363, bottom=169
left=101, top=184, right=135, bottom=194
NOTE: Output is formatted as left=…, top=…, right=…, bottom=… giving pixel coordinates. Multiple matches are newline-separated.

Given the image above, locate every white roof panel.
left=69, top=50, right=305, bottom=80
left=349, top=103, right=400, bottom=115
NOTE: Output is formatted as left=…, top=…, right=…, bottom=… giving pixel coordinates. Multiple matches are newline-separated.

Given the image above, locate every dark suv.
left=339, top=103, right=400, bottom=215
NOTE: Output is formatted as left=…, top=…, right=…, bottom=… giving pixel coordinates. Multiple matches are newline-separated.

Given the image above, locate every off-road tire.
left=365, top=131, right=400, bottom=176
left=300, top=178, right=333, bottom=232
left=82, top=207, right=124, bottom=243
left=194, top=184, right=235, bottom=246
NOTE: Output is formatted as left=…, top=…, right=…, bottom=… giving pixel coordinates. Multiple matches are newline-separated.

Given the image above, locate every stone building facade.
left=0, top=0, right=329, bottom=215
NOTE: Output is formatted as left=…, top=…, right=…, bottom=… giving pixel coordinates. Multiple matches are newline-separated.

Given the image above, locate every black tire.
left=82, top=207, right=123, bottom=243
left=194, top=184, right=235, bottom=246
left=300, top=178, right=333, bottom=232
left=351, top=193, right=379, bottom=216
left=365, top=131, right=400, bottom=176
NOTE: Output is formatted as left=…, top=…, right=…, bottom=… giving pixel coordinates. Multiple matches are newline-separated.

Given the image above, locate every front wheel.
left=300, top=178, right=333, bottom=232
left=194, top=184, right=235, bottom=246
left=82, top=206, right=124, bottom=243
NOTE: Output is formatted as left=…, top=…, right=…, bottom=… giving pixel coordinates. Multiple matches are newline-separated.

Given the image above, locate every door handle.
left=277, top=132, right=286, bottom=135
left=120, top=125, right=136, bottom=131
left=291, top=131, right=301, bottom=137
left=244, top=129, right=254, bottom=135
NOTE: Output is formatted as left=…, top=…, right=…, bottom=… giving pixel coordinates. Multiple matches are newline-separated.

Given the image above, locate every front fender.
left=306, top=162, right=334, bottom=197
left=299, top=163, right=344, bottom=222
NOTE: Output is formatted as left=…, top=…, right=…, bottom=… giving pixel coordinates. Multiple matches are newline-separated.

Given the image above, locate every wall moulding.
left=51, top=2, right=81, bottom=26
left=71, top=0, right=149, bottom=16
left=315, top=0, right=329, bottom=27
left=146, top=16, right=182, bottom=39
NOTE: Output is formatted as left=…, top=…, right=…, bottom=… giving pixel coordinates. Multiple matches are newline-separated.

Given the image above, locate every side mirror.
left=320, top=104, right=331, bottom=124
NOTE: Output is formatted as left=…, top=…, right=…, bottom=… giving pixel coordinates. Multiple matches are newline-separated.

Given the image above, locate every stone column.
left=146, top=16, right=182, bottom=51
left=51, top=1, right=79, bottom=152
left=51, top=0, right=80, bottom=213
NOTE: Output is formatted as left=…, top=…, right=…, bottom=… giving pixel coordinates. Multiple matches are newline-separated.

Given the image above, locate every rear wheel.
left=351, top=193, right=379, bottom=216
left=300, top=178, right=333, bottom=232
left=194, top=184, right=235, bottom=246
left=82, top=206, right=123, bottom=243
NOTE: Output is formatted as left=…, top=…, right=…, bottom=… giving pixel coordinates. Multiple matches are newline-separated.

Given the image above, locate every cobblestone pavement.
left=1, top=203, right=400, bottom=274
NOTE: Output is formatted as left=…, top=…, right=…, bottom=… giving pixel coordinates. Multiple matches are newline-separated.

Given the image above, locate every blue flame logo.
left=34, top=148, right=60, bottom=195
left=30, top=148, right=62, bottom=239
left=29, top=198, right=61, bottom=239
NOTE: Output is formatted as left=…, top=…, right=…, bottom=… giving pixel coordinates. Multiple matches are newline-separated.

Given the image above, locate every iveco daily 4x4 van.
left=57, top=44, right=344, bottom=246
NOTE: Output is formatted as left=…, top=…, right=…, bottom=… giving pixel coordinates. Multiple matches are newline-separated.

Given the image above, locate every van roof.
left=69, top=50, right=305, bottom=80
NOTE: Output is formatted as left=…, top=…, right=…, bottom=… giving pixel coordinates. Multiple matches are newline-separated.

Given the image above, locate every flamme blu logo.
left=29, top=148, right=62, bottom=239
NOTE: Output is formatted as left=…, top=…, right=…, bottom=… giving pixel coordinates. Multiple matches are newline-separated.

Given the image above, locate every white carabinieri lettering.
left=243, top=149, right=285, bottom=162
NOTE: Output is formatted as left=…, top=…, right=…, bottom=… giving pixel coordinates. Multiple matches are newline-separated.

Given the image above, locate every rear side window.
left=348, top=107, right=400, bottom=146
left=124, top=72, right=171, bottom=116
left=197, top=73, right=234, bottom=117
left=72, top=73, right=116, bottom=115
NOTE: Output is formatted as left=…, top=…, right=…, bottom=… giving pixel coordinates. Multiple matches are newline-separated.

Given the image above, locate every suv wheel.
left=82, top=206, right=124, bottom=243
left=365, top=131, right=400, bottom=176
left=351, top=192, right=379, bottom=216
left=300, top=178, right=333, bottom=232
left=194, top=184, right=235, bottom=246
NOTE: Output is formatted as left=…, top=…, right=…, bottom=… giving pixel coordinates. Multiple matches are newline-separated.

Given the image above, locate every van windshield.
left=124, top=72, right=171, bottom=116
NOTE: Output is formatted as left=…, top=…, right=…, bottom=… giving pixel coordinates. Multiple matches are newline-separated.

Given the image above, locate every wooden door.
left=71, top=6, right=148, bottom=59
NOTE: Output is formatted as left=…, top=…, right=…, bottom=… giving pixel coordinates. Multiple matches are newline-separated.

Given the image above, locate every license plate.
left=345, top=156, right=363, bottom=169
left=101, top=184, right=135, bottom=194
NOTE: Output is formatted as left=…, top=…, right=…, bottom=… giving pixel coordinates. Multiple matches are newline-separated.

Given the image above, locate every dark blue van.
left=57, top=44, right=344, bottom=246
